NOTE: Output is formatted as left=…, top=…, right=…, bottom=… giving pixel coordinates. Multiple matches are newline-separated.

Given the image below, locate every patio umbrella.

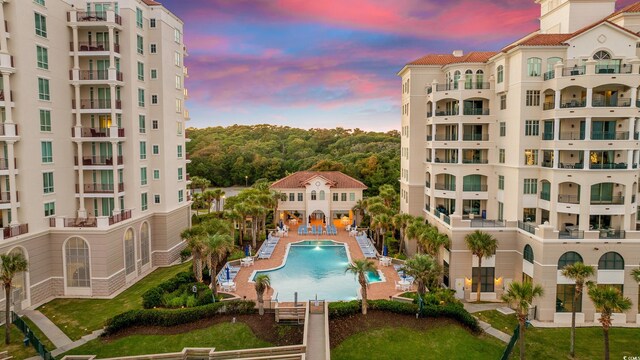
left=383, top=245, right=388, bottom=257
left=402, top=270, right=407, bottom=280
left=352, top=219, right=356, bottom=227
left=225, top=265, right=231, bottom=282
left=245, top=245, right=250, bottom=257
left=279, top=220, right=284, bottom=228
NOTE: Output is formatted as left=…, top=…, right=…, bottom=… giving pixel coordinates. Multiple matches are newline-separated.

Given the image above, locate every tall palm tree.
left=393, top=213, right=414, bottom=254
left=205, top=233, right=234, bottom=296
left=421, top=227, right=450, bottom=263
left=587, top=285, right=632, bottom=360
left=352, top=199, right=367, bottom=225
left=406, top=219, right=427, bottom=254
left=210, top=188, right=225, bottom=211
left=1, top=252, right=28, bottom=344
left=371, top=213, right=392, bottom=248
left=224, top=209, right=242, bottom=246
left=202, top=190, right=217, bottom=213
left=404, top=254, right=442, bottom=295
left=254, top=274, right=271, bottom=315
left=464, top=230, right=498, bottom=303
left=561, top=262, right=595, bottom=358
left=234, top=202, right=250, bottom=245
left=181, top=226, right=206, bottom=282
left=345, top=259, right=377, bottom=314
left=631, top=267, right=640, bottom=283
left=502, top=281, right=544, bottom=360
left=378, top=184, right=397, bottom=209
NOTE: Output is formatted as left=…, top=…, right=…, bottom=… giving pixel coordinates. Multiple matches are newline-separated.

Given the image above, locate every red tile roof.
left=608, top=1, right=640, bottom=19
left=270, top=171, right=367, bottom=189
left=407, top=51, right=498, bottom=66
left=142, top=0, right=162, bottom=6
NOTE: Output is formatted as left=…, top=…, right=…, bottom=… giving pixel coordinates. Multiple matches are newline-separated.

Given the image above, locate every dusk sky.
left=161, top=0, right=638, bottom=131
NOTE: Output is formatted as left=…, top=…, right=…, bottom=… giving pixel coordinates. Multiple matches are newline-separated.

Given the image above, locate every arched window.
left=311, top=190, right=317, bottom=201
left=453, top=70, right=461, bottom=89
left=476, top=70, right=484, bottom=86
left=527, top=57, right=542, bottom=77
left=558, top=251, right=583, bottom=268
left=547, top=57, right=562, bottom=71
left=540, top=180, right=551, bottom=201
left=65, top=237, right=91, bottom=288
left=524, top=245, right=534, bottom=263
left=124, top=228, right=135, bottom=275
left=9, top=248, right=27, bottom=301
left=593, top=51, right=611, bottom=60
left=465, top=69, right=473, bottom=88
left=598, top=252, right=624, bottom=270
left=497, top=65, right=504, bottom=83
left=319, top=190, right=325, bottom=201
left=140, top=222, right=150, bottom=266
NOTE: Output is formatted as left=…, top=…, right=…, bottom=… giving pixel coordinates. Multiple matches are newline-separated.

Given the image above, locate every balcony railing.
left=109, top=209, right=132, bottom=225
left=558, top=163, right=584, bottom=169
left=435, top=110, right=459, bottom=116
left=434, top=158, right=457, bottom=164
left=0, top=90, right=13, bottom=102
left=425, top=181, right=431, bottom=188
left=71, top=41, right=120, bottom=53
left=75, top=156, right=124, bottom=166
left=463, top=184, right=488, bottom=192
left=0, top=158, right=16, bottom=170
left=559, top=132, right=584, bottom=140
left=541, top=132, right=554, bottom=140
left=595, top=64, right=632, bottom=74
left=558, top=194, right=580, bottom=204
left=591, top=131, right=629, bottom=140
left=72, top=99, right=122, bottom=110
left=464, top=82, right=490, bottom=90
left=589, top=163, right=627, bottom=170
left=463, top=108, right=490, bottom=116
left=590, top=196, right=624, bottom=205
left=541, top=161, right=553, bottom=168
left=598, top=229, right=625, bottom=239
left=559, top=230, right=584, bottom=239
left=517, top=221, right=536, bottom=235
left=543, top=102, right=555, bottom=110
left=462, top=133, right=489, bottom=141
left=543, top=70, right=555, bottom=80
left=426, top=135, right=433, bottom=141
left=562, top=66, right=586, bottom=76
left=76, top=183, right=124, bottom=193
left=71, top=11, right=123, bottom=25
left=70, top=70, right=123, bottom=82
left=72, top=127, right=125, bottom=138
left=540, top=191, right=550, bottom=201
left=2, top=224, right=28, bottom=239
left=560, top=100, right=586, bottom=108
left=57, top=217, right=99, bottom=228
left=0, top=191, right=18, bottom=203
left=434, top=134, right=457, bottom=141
left=462, top=159, right=488, bottom=164
left=0, top=123, right=18, bottom=136
left=435, top=84, right=455, bottom=92
left=434, top=183, right=456, bottom=191
left=470, top=219, right=506, bottom=228
left=592, top=98, right=631, bottom=107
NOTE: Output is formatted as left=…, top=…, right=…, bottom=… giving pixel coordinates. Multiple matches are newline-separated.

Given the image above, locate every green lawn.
left=39, top=261, right=191, bottom=340
left=21, top=316, right=56, bottom=351
left=332, top=325, right=504, bottom=360
left=59, top=322, right=272, bottom=359
left=1, top=324, right=38, bottom=359
left=474, top=310, right=640, bottom=359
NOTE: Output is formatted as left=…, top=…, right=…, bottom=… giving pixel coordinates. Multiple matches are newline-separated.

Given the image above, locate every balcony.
left=558, top=163, right=584, bottom=169
left=592, top=98, right=631, bottom=107
left=0, top=123, right=18, bottom=137
left=72, top=127, right=125, bottom=138
left=589, top=163, right=628, bottom=170
left=462, top=133, right=489, bottom=141
left=559, top=229, right=584, bottom=239
left=591, top=196, right=624, bottom=205
left=540, top=191, right=551, bottom=201
left=0, top=191, right=18, bottom=203
left=434, top=84, right=455, bottom=92
left=562, top=66, right=586, bottom=76
left=74, top=156, right=124, bottom=166
left=470, top=219, right=506, bottom=228
left=591, top=131, right=629, bottom=140
left=51, top=217, right=98, bottom=228
left=0, top=90, right=13, bottom=102
left=598, top=229, right=625, bottom=239
left=543, top=102, right=555, bottom=110
left=595, top=64, right=632, bottom=74
left=72, top=99, right=122, bottom=110
left=463, top=184, right=488, bottom=192
left=0, top=53, right=15, bottom=73
left=517, top=221, right=536, bottom=235
left=431, top=110, right=459, bottom=117
left=434, top=134, right=457, bottom=141
left=463, top=108, right=490, bottom=116
left=70, top=70, right=123, bottom=82
left=109, top=209, right=132, bottom=225
left=68, top=11, right=123, bottom=25
left=558, top=194, right=580, bottom=204
left=76, top=183, right=124, bottom=193
left=434, top=158, right=457, bottom=164
left=0, top=158, right=16, bottom=170
left=558, top=131, right=584, bottom=140
left=434, top=183, right=455, bottom=191
left=462, top=158, right=488, bottom=164
left=560, top=100, right=586, bottom=108
left=70, top=41, right=120, bottom=53
left=2, top=224, right=28, bottom=240
left=464, top=82, right=490, bottom=90
left=544, top=70, right=555, bottom=80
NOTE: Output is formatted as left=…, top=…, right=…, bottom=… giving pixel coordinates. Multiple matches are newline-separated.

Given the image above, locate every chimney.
left=452, top=50, right=464, bottom=57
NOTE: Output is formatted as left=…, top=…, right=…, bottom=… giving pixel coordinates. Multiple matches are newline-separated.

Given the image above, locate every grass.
left=59, top=322, right=272, bottom=358
left=332, top=325, right=504, bottom=360
left=0, top=324, right=38, bottom=359
left=21, top=316, right=56, bottom=350
left=474, top=310, right=640, bottom=359
left=39, top=261, right=191, bottom=341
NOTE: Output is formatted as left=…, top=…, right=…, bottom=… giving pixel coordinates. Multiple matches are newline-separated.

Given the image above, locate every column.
left=631, top=87, right=638, bottom=108
left=584, top=117, right=591, bottom=140
left=554, top=90, right=561, bottom=109
left=0, top=3, right=7, bottom=52
left=77, top=141, right=86, bottom=217
left=74, top=84, right=82, bottom=128
left=628, top=150, right=634, bottom=170
left=553, top=150, right=559, bottom=168
left=108, top=26, right=115, bottom=67
left=2, top=72, right=11, bottom=123
left=457, top=124, right=463, bottom=142
left=586, top=88, right=593, bottom=108
left=584, top=150, right=590, bottom=169
left=72, top=26, right=79, bottom=69
left=553, top=118, right=560, bottom=140
left=112, top=141, right=120, bottom=215
left=6, top=141, right=17, bottom=225
left=629, top=117, right=636, bottom=139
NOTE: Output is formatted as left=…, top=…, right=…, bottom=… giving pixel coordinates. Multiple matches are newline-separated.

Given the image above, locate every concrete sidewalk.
left=306, top=313, right=328, bottom=360
left=22, top=310, right=73, bottom=349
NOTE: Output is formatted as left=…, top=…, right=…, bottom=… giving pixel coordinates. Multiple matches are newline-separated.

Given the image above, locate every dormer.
left=537, top=0, right=616, bottom=33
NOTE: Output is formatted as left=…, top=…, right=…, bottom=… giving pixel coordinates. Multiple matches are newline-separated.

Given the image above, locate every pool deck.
left=228, top=225, right=407, bottom=301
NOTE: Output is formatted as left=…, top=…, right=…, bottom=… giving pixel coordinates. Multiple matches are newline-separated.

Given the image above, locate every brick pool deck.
left=227, top=225, right=407, bottom=301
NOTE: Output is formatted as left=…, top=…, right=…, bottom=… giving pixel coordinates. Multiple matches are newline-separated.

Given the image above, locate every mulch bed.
left=103, top=313, right=304, bottom=346
left=329, top=310, right=456, bottom=348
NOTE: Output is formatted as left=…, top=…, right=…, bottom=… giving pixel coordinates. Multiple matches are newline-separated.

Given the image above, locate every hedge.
left=142, top=271, right=196, bottom=309
left=103, top=300, right=256, bottom=335
left=328, top=299, right=480, bottom=333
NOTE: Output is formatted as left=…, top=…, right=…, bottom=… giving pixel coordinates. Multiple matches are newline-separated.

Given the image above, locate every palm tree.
left=181, top=226, right=206, bottom=282
left=587, top=285, right=632, bottom=360
left=345, top=259, right=377, bottom=314
left=404, top=254, right=442, bottom=295
left=406, top=219, right=427, bottom=254
left=352, top=199, right=367, bottom=225
left=205, top=233, right=234, bottom=296
left=211, top=188, right=225, bottom=211
left=561, top=262, right=595, bottom=358
left=371, top=213, right=392, bottom=249
left=631, top=267, right=640, bottom=283
left=254, top=274, right=271, bottom=315
left=378, top=184, right=397, bottom=209
left=234, top=202, right=250, bottom=245
left=393, top=213, right=414, bottom=254
left=190, top=176, right=211, bottom=194
left=202, top=190, right=217, bottom=213
left=502, top=281, right=544, bottom=360
left=464, top=230, right=498, bottom=303
left=1, top=252, right=29, bottom=344
left=421, top=227, right=450, bottom=263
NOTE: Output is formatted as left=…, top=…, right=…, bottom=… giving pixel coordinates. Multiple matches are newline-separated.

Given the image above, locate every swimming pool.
left=252, top=240, right=382, bottom=301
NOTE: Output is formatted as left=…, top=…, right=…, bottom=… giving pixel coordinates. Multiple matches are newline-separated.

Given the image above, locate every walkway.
left=22, top=310, right=72, bottom=349
left=462, top=302, right=512, bottom=344
left=305, top=313, right=328, bottom=360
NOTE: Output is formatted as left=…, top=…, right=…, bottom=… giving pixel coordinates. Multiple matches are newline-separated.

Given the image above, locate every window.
left=177, top=167, right=183, bottom=180
left=38, top=78, right=50, bottom=100
left=593, top=50, right=611, bottom=60
left=137, top=35, right=144, bottom=55
left=499, top=122, right=506, bottom=136
left=35, top=0, right=45, bottom=5
left=297, top=193, right=303, bottom=201
left=177, top=122, right=183, bottom=135
left=341, top=193, right=347, bottom=201
left=319, top=190, right=325, bottom=200
left=152, top=120, right=159, bottom=130
left=350, top=193, right=355, bottom=201
left=499, top=149, right=505, bottom=164
left=152, top=145, right=159, bottom=155
left=558, top=251, right=583, bottom=268
left=141, top=193, right=148, bottom=211
left=178, top=190, right=184, bottom=202
left=177, top=145, right=183, bottom=158
left=176, top=99, right=182, bottom=113
left=150, top=18, right=156, bottom=28
left=556, top=284, right=580, bottom=312
left=36, top=45, right=48, bottom=69
left=540, top=181, right=551, bottom=201
left=150, top=44, right=157, bottom=54
left=153, top=169, right=160, bottom=180
left=333, top=193, right=338, bottom=201
left=65, top=237, right=90, bottom=288
left=151, top=95, right=158, bottom=104
left=311, top=190, right=317, bottom=200
left=150, top=69, right=158, bottom=79
left=523, top=179, right=538, bottom=194
left=500, top=94, right=506, bottom=110
left=124, top=229, right=136, bottom=276
left=524, top=149, right=538, bottom=165
left=598, top=252, right=624, bottom=270
left=137, top=62, right=144, bottom=80
left=40, top=109, right=51, bottom=131
left=43, top=172, right=54, bottom=193
left=174, top=28, right=181, bottom=43
left=44, top=201, right=55, bottom=217
left=136, top=8, right=143, bottom=28
left=140, top=167, right=147, bottom=186
left=527, top=57, right=542, bottom=76
left=525, top=120, right=540, bottom=136
left=471, top=267, right=495, bottom=292
left=175, top=51, right=181, bottom=66
left=138, top=88, right=145, bottom=107
left=524, top=245, right=534, bottom=263
left=497, top=65, right=504, bottom=83
left=175, top=75, right=182, bottom=89
left=498, top=175, right=504, bottom=190
left=35, top=13, right=47, bottom=38
left=139, top=115, right=146, bottom=133
left=41, top=141, right=53, bottom=163
left=289, top=193, right=295, bottom=201
left=526, top=90, right=540, bottom=106
left=523, top=208, right=536, bottom=222
left=498, top=202, right=504, bottom=221
left=154, top=194, right=160, bottom=204
left=139, top=141, right=147, bottom=160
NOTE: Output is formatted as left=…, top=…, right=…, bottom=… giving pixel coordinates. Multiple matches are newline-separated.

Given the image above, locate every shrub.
left=327, top=301, right=361, bottom=318
left=142, top=271, right=196, bottom=309
left=180, top=248, right=192, bottom=263
left=228, top=248, right=245, bottom=261
left=142, top=287, right=163, bottom=309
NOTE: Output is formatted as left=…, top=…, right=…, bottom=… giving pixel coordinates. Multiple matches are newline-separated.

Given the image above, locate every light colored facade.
left=400, top=0, right=640, bottom=324
left=0, top=0, right=190, bottom=310
left=270, top=171, right=366, bottom=225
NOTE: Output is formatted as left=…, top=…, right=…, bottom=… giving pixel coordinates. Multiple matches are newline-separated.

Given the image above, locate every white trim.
left=62, top=236, right=93, bottom=296
left=150, top=240, right=183, bottom=255
left=92, top=268, right=125, bottom=280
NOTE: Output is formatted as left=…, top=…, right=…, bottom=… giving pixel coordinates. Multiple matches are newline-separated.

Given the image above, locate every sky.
left=159, top=0, right=638, bottom=131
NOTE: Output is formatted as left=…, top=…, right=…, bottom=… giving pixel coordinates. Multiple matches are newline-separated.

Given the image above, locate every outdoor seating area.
left=257, top=235, right=280, bottom=259
left=393, top=264, right=414, bottom=291
left=217, top=265, right=240, bottom=291
left=355, top=234, right=377, bottom=258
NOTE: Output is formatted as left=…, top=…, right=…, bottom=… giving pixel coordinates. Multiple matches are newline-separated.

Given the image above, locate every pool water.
left=253, top=241, right=382, bottom=301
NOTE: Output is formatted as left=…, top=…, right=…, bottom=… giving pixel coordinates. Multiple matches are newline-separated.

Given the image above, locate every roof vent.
left=452, top=50, right=464, bottom=57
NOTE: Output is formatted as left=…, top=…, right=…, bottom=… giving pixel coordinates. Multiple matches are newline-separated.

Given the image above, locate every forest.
left=185, top=125, right=400, bottom=195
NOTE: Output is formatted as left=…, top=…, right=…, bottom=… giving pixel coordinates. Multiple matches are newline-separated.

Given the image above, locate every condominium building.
left=0, top=0, right=191, bottom=310
left=400, top=0, right=640, bottom=324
